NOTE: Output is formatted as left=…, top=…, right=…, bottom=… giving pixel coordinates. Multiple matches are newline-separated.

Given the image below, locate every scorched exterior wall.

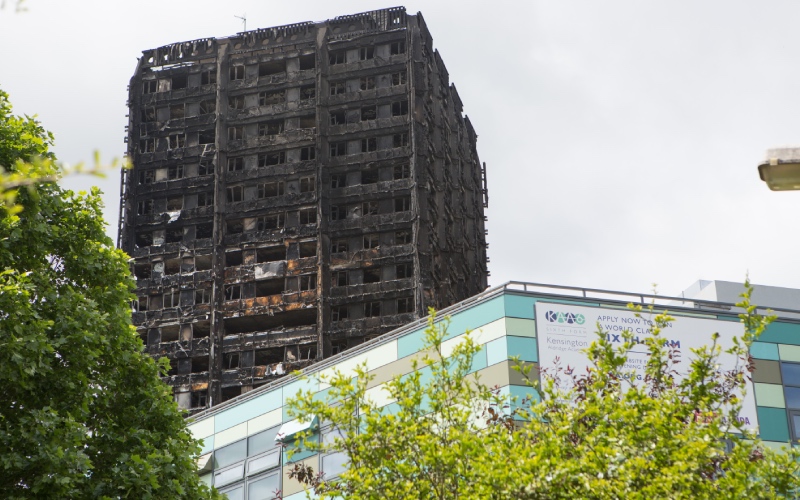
left=119, top=7, right=489, bottom=412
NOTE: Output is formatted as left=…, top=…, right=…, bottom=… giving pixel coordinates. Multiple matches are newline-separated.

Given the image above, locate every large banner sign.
left=534, top=302, right=759, bottom=430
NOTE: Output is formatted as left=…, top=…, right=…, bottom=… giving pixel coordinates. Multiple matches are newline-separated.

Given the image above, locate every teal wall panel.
left=750, top=342, right=780, bottom=361
left=394, top=326, right=428, bottom=360
left=283, top=434, right=319, bottom=464
left=397, top=296, right=504, bottom=358
left=507, top=384, right=541, bottom=420
left=486, top=337, right=508, bottom=367
left=379, top=402, right=402, bottom=416
left=469, top=345, right=487, bottom=373
left=757, top=407, right=790, bottom=442
left=760, top=321, right=800, bottom=346
left=504, top=295, right=535, bottom=319
left=507, top=336, right=538, bottom=363
left=504, top=295, right=602, bottom=321
left=215, top=389, right=282, bottom=433
left=444, top=296, right=505, bottom=342
left=198, top=435, right=214, bottom=455
left=283, top=377, right=319, bottom=422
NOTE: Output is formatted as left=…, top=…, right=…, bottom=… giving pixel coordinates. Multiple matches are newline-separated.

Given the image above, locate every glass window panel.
left=247, top=473, right=280, bottom=500
left=215, top=439, right=247, bottom=468
left=792, top=413, right=800, bottom=439
left=781, top=362, right=800, bottom=386
left=248, top=426, right=281, bottom=456
left=322, top=427, right=344, bottom=446
left=785, top=386, right=800, bottom=409
left=214, top=463, right=244, bottom=487
left=248, top=451, right=280, bottom=476
left=220, top=484, right=244, bottom=500
left=322, top=452, right=348, bottom=478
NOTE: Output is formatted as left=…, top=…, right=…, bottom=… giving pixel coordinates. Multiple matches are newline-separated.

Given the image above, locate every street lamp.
left=758, top=147, right=800, bottom=191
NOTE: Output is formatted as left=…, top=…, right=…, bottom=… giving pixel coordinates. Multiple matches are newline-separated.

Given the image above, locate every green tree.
left=0, top=88, right=218, bottom=498
left=287, top=287, right=800, bottom=499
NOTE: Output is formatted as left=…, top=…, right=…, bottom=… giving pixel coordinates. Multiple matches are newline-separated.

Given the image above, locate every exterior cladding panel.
left=119, top=7, right=489, bottom=413
left=186, top=284, right=800, bottom=495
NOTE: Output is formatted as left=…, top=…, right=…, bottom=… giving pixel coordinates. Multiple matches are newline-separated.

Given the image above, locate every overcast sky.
left=2, top=0, right=800, bottom=299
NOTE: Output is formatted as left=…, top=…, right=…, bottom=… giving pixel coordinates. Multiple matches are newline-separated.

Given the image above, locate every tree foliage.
left=0, top=88, right=218, bottom=498
left=288, top=287, right=800, bottom=499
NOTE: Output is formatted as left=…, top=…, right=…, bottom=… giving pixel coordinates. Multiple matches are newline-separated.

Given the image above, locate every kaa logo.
left=544, top=310, right=586, bottom=325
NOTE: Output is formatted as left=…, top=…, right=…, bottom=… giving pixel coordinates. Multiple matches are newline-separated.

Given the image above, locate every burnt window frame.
left=195, top=288, right=212, bottom=304
left=199, top=100, right=216, bottom=115
left=258, top=181, right=285, bottom=199
left=363, top=234, right=379, bottom=249
left=397, top=297, right=414, bottom=314
left=362, top=201, right=378, bottom=216
left=167, top=134, right=186, bottom=150
left=229, top=95, right=245, bottom=110
left=391, top=71, right=407, bottom=86
left=300, top=146, right=316, bottom=161
left=361, top=105, right=377, bottom=121
left=393, top=163, right=411, bottom=180
left=141, top=107, right=156, bottom=123
left=299, top=274, right=317, bottom=291
left=364, top=301, right=381, bottom=318
left=230, top=64, right=245, bottom=81
left=331, top=239, right=348, bottom=253
left=299, top=208, right=317, bottom=225
left=391, top=100, right=409, bottom=117
left=361, top=137, right=377, bottom=153
left=258, top=151, right=286, bottom=167
left=393, top=132, right=409, bottom=148
left=330, top=110, right=346, bottom=126
left=329, top=50, right=346, bottom=65
left=331, top=173, right=347, bottom=189
left=256, top=213, right=285, bottom=231
left=360, top=76, right=375, bottom=91
left=225, top=284, right=242, bottom=301
left=137, top=199, right=154, bottom=216
left=142, top=80, right=157, bottom=94
left=259, top=89, right=286, bottom=106
left=363, top=267, right=381, bottom=284
left=396, top=262, right=413, bottom=279
left=299, top=177, right=316, bottom=193
left=198, top=130, right=215, bottom=145
left=329, top=81, right=346, bottom=95
left=390, top=41, right=406, bottom=55
left=139, top=170, right=155, bottom=185
left=140, top=137, right=156, bottom=153
left=197, top=192, right=213, bottom=207
left=227, top=185, right=243, bottom=203
left=331, top=305, right=349, bottom=322
left=201, top=70, right=217, bottom=85
left=300, top=85, right=316, bottom=101
left=227, top=157, right=243, bottom=172
left=168, top=164, right=184, bottom=180
left=330, top=205, right=346, bottom=221
left=394, top=197, right=411, bottom=212
left=359, top=47, right=375, bottom=60
left=333, top=270, right=349, bottom=287
left=258, top=120, right=284, bottom=137
left=228, top=126, right=244, bottom=141
left=329, top=142, right=347, bottom=157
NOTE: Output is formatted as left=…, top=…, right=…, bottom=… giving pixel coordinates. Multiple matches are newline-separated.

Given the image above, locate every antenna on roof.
left=235, top=14, right=247, bottom=32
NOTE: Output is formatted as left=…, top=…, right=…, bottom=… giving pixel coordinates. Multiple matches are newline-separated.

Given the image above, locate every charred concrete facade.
left=119, top=7, right=489, bottom=412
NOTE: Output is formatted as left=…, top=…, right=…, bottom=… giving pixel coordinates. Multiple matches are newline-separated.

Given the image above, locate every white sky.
left=2, top=0, right=800, bottom=299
